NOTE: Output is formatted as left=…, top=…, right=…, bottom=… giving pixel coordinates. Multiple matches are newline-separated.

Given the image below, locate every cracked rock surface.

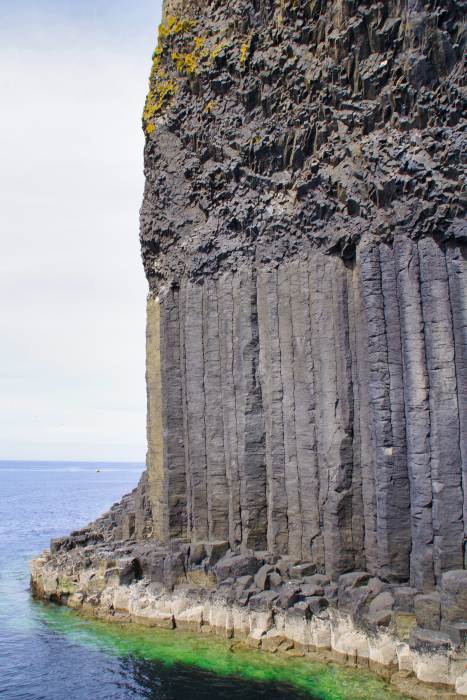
left=140, top=0, right=465, bottom=287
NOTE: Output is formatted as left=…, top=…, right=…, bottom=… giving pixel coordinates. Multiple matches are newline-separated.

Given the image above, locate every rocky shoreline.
left=30, top=510, right=467, bottom=699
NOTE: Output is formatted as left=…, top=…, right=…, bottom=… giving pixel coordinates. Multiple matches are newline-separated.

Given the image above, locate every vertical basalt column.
left=359, top=242, right=411, bottom=581
left=183, top=280, right=209, bottom=542
left=353, top=258, right=378, bottom=575
left=418, top=238, right=464, bottom=577
left=203, top=280, right=230, bottom=541
left=257, top=269, right=289, bottom=554
left=395, top=237, right=435, bottom=591
left=217, top=273, right=242, bottom=547
left=278, top=265, right=303, bottom=558
left=346, top=261, right=366, bottom=572
left=179, top=279, right=192, bottom=540
left=446, top=243, right=467, bottom=563
left=146, top=292, right=187, bottom=542
left=309, top=254, right=356, bottom=579
left=290, top=260, right=322, bottom=563
left=379, top=243, right=411, bottom=579
left=160, top=287, right=187, bottom=540
left=235, top=269, right=268, bottom=551
left=146, top=239, right=464, bottom=574
left=330, top=256, right=358, bottom=575
left=146, top=296, right=167, bottom=541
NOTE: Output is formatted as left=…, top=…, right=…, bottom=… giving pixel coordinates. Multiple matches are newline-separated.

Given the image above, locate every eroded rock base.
left=30, top=538, right=467, bottom=698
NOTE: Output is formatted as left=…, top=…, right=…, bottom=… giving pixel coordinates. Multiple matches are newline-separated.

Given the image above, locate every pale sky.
left=0, top=1, right=163, bottom=461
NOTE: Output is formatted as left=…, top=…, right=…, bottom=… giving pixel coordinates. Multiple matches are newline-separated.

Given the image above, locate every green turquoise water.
left=1, top=460, right=411, bottom=700
left=37, top=602, right=410, bottom=700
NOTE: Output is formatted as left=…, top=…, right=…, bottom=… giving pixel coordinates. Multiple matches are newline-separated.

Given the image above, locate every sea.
left=0, top=461, right=410, bottom=700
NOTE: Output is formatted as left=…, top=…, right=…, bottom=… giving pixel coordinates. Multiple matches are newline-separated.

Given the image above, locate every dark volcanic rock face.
left=140, top=0, right=465, bottom=289
left=136, top=0, right=466, bottom=592
left=144, top=239, right=466, bottom=593
left=30, top=2, right=467, bottom=690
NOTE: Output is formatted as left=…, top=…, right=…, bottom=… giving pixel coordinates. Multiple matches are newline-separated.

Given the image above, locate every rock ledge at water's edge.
left=30, top=486, right=467, bottom=699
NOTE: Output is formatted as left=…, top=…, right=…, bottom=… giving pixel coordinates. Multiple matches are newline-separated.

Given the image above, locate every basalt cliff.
left=31, top=0, right=467, bottom=697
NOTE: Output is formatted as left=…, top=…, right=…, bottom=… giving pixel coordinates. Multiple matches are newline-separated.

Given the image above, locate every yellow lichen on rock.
left=143, top=79, right=178, bottom=134
left=144, top=15, right=205, bottom=133
left=172, top=36, right=209, bottom=76
left=210, top=39, right=228, bottom=63
left=172, top=50, right=198, bottom=75
left=158, top=14, right=197, bottom=41
left=203, top=99, right=216, bottom=114
left=240, top=35, right=253, bottom=67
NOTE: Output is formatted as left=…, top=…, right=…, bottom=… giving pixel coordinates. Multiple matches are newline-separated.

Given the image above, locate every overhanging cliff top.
left=140, top=0, right=465, bottom=290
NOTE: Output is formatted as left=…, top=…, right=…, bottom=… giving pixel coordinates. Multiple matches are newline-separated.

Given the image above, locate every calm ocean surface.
left=0, top=461, right=409, bottom=700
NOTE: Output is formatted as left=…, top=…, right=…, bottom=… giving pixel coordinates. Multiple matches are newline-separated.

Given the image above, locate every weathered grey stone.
left=395, top=239, right=435, bottom=592
left=288, top=601, right=312, bottom=621
left=365, top=608, right=393, bottom=628
left=306, top=596, right=329, bottom=617
left=410, top=628, right=452, bottom=653
left=440, top=570, right=467, bottom=625
left=235, top=575, right=253, bottom=591
left=254, top=564, right=277, bottom=591
left=214, top=554, right=263, bottom=582
left=300, top=583, right=325, bottom=598
left=305, top=574, right=330, bottom=586
left=268, top=572, right=283, bottom=589
left=189, top=544, right=207, bottom=566
left=393, top=587, right=418, bottom=613
left=248, top=590, right=278, bottom=612
left=276, top=558, right=299, bottom=577
left=418, top=238, right=464, bottom=579
left=444, top=623, right=467, bottom=647
left=338, top=571, right=371, bottom=598
left=446, top=244, right=467, bottom=552
left=163, top=550, right=186, bottom=590
left=278, top=583, right=301, bottom=610
left=159, top=289, right=188, bottom=540
left=217, top=274, right=242, bottom=547
left=415, top=592, right=441, bottom=631
left=345, top=578, right=386, bottom=617
left=257, top=269, right=289, bottom=554
left=206, top=541, right=229, bottom=567
left=368, top=591, right=395, bottom=616
left=290, top=562, right=316, bottom=579
left=204, top=282, right=230, bottom=542
left=140, top=550, right=166, bottom=583
left=324, top=583, right=339, bottom=604
left=117, top=558, right=143, bottom=586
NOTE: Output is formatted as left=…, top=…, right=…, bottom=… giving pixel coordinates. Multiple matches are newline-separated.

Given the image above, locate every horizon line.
left=0, top=458, right=146, bottom=465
